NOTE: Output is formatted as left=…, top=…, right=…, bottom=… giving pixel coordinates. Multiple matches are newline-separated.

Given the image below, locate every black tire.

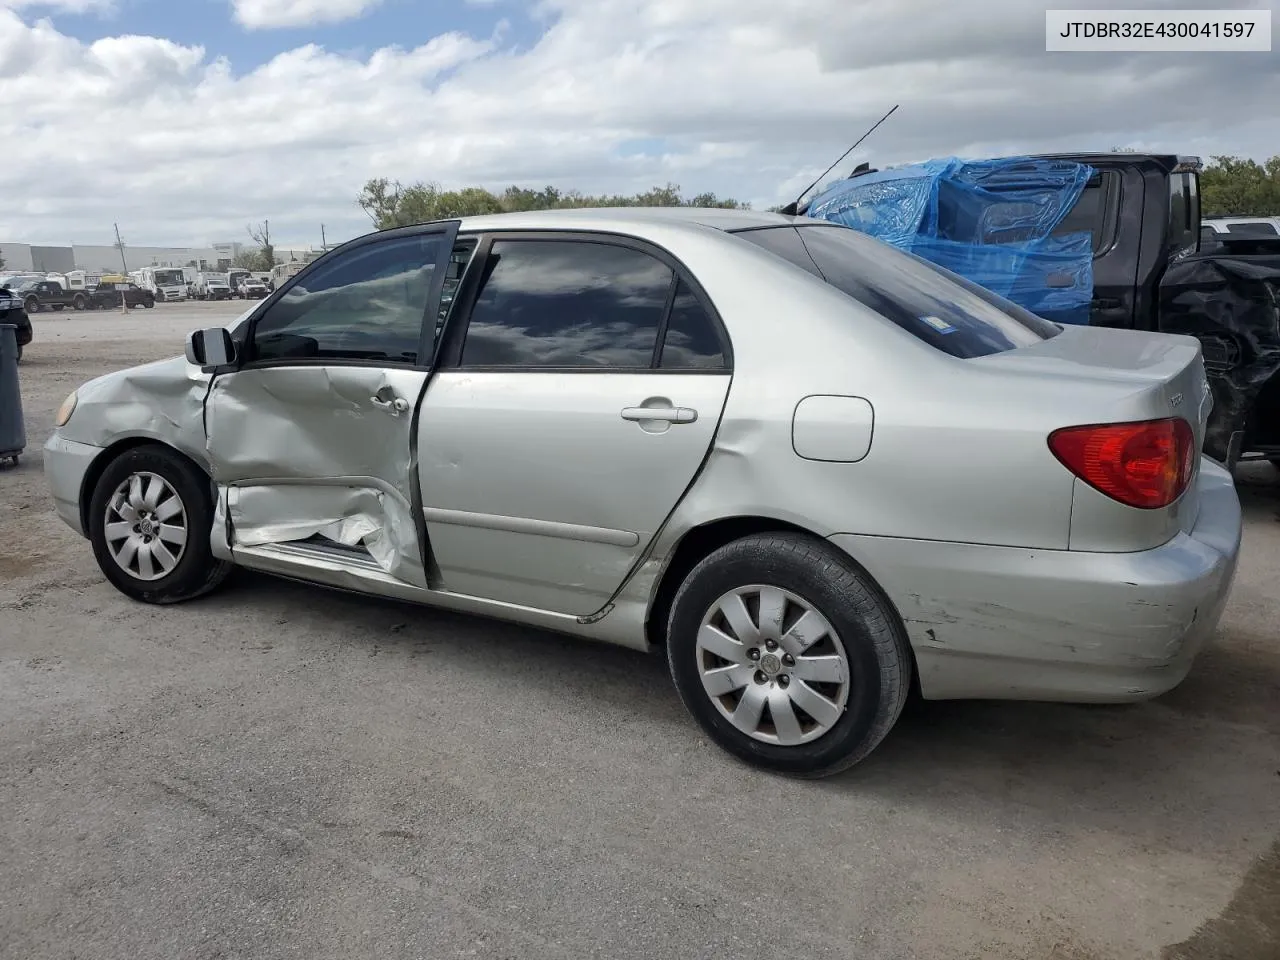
left=15, top=343, right=22, bottom=363
left=666, top=532, right=912, bottom=778
left=144, top=299, right=154, bottom=308
left=73, top=294, right=87, bottom=311
left=24, top=297, right=38, bottom=314
left=87, top=444, right=233, bottom=604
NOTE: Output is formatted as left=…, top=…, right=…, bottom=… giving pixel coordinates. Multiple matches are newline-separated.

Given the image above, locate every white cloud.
left=231, top=0, right=382, bottom=30
left=0, top=0, right=1277, bottom=247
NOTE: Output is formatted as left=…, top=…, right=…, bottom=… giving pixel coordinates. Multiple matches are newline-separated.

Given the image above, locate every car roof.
left=454, top=206, right=808, bottom=235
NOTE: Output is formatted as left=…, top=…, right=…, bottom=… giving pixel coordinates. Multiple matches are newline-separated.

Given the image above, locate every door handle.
left=371, top=395, right=409, bottom=415
left=621, top=406, right=698, bottom=424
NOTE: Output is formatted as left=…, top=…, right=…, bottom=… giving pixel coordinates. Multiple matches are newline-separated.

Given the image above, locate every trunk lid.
left=973, top=324, right=1212, bottom=550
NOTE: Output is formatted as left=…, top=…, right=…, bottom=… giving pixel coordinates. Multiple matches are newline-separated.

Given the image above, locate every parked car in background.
left=14, top=279, right=90, bottom=313
left=42, top=208, right=1242, bottom=777
left=0, top=283, right=32, bottom=361
left=90, top=281, right=155, bottom=310
left=1200, top=216, right=1280, bottom=252
left=237, top=276, right=268, bottom=299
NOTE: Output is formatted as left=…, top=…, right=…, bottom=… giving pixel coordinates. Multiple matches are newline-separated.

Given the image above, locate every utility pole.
left=113, top=223, right=130, bottom=313
left=113, top=223, right=128, bottom=273
left=321, top=223, right=327, bottom=250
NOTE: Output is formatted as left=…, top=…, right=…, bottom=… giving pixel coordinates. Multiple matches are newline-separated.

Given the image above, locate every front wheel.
left=666, top=533, right=912, bottom=778
left=88, top=444, right=233, bottom=604
left=73, top=294, right=87, bottom=310
left=25, top=297, right=39, bottom=313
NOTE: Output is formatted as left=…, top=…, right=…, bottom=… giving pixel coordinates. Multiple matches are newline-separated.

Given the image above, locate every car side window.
left=659, top=280, right=727, bottom=369
left=249, top=233, right=448, bottom=365
left=459, top=239, right=673, bottom=368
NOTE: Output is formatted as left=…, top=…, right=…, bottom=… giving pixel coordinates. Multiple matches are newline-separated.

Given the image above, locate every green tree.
left=1200, top=155, right=1280, bottom=217
left=357, top=178, right=746, bottom=229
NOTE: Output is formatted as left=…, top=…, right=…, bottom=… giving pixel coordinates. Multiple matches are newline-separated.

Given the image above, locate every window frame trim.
left=231, top=219, right=463, bottom=373
left=435, top=228, right=734, bottom=375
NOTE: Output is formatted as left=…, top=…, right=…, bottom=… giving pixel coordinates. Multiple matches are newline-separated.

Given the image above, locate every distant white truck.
left=193, top=272, right=232, bottom=301
left=137, top=266, right=188, bottom=303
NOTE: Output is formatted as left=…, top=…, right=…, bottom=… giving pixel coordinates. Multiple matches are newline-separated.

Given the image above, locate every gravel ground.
left=1, top=305, right=1278, bottom=960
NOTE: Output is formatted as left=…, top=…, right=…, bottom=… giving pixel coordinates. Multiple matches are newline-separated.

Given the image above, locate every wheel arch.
left=643, top=514, right=919, bottom=696
left=79, top=438, right=212, bottom=534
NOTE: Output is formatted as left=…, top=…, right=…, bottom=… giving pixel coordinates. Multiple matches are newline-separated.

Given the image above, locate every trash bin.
left=0, top=323, right=26, bottom=466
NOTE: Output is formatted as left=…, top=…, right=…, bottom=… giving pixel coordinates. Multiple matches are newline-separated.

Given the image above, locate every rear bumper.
left=830, top=457, right=1243, bottom=703
left=43, top=433, right=104, bottom=538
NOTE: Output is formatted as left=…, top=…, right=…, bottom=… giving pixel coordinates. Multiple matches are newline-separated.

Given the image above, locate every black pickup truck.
left=801, top=152, right=1280, bottom=469
left=1028, top=153, right=1280, bottom=469
left=90, top=281, right=155, bottom=310
left=13, top=279, right=90, bottom=313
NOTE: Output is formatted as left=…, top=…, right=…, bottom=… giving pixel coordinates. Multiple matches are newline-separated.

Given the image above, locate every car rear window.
left=732, top=224, right=1061, bottom=358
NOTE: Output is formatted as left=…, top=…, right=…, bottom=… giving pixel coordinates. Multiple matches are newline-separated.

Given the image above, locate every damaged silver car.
left=44, top=208, right=1243, bottom=776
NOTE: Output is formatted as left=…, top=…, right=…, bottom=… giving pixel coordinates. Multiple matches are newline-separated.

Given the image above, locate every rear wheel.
left=88, top=444, right=232, bottom=604
left=666, top=532, right=911, bottom=778
left=72, top=294, right=87, bottom=310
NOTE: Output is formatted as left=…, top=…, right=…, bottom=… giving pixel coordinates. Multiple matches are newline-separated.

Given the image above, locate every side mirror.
left=185, top=327, right=237, bottom=369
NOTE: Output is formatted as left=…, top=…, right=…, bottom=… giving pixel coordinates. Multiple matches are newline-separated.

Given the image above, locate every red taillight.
left=1048, top=417, right=1196, bottom=509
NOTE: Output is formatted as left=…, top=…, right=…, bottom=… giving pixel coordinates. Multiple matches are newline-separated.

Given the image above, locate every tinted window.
left=659, top=280, right=727, bottom=369
left=461, top=240, right=672, bottom=368
left=735, top=225, right=1060, bottom=359
left=1052, top=172, right=1117, bottom=254
left=1168, top=172, right=1198, bottom=257
left=250, top=233, right=447, bottom=364
left=1226, top=221, right=1279, bottom=235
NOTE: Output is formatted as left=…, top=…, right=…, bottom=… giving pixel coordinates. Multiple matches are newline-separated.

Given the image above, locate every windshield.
left=154, top=270, right=184, bottom=285
left=732, top=224, right=1061, bottom=358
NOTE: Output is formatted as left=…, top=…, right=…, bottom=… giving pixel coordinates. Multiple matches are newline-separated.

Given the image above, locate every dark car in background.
left=90, top=281, right=155, bottom=310
left=0, top=285, right=33, bottom=361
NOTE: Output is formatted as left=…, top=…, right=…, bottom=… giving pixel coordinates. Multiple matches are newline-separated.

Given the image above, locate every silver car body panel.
left=416, top=370, right=731, bottom=615
left=42, top=207, right=1244, bottom=702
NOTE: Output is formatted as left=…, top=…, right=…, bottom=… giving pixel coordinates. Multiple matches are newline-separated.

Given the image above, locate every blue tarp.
left=804, top=156, right=1097, bottom=325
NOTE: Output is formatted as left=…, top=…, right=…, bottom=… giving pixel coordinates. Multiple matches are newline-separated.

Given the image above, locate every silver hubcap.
left=696, top=585, right=850, bottom=746
left=103, top=472, right=188, bottom=582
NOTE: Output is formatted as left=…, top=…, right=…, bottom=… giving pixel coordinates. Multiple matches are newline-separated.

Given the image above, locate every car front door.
left=204, top=221, right=461, bottom=588
left=418, top=233, right=733, bottom=616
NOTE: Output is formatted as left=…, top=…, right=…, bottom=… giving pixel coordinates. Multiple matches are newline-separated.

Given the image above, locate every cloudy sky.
left=1, top=0, right=1276, bottom=248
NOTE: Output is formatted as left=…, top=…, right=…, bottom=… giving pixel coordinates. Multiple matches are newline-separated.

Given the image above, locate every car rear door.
left=203, top=221, right=461, bottom=588
left=417, top=232, right=733, bottom=617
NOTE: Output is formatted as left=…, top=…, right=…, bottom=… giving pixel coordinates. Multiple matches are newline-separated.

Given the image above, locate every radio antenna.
left=779, top=103, right=899, bottom=216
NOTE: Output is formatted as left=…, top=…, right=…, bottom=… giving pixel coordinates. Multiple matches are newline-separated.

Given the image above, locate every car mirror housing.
left=185, top=327, right=237, bottom=370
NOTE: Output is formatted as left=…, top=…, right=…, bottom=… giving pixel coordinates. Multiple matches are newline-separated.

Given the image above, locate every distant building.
left=2, top=237, right=346, bottom=275
left=0, top=241, right=225, bottom=273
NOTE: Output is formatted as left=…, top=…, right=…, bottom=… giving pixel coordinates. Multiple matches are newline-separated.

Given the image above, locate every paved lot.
left=2, top=305, right=1277, bottom=960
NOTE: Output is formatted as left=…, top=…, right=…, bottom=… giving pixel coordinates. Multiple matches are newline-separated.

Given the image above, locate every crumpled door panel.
left=205, top=365, right=430, bottom=587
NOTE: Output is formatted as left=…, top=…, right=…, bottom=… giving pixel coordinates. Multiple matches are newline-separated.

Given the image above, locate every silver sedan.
left=43, top=208, right=1243, bottom=776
